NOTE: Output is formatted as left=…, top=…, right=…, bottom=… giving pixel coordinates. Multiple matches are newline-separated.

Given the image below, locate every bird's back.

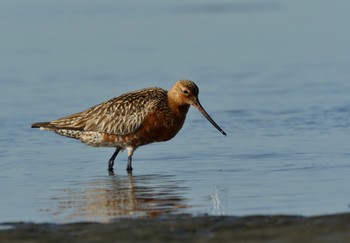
left=33, top=87, right=169, bottom=136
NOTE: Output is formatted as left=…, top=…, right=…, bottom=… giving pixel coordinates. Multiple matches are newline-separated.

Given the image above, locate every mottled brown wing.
left=50, top=87, right=167, bottom=135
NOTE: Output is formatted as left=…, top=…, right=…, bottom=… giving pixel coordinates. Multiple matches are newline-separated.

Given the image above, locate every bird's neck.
left=167, top=91, right=190, bottom=117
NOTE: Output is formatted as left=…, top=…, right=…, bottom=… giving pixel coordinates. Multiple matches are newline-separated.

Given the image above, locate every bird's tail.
left=31, top=122, right=57, bottom=131
left=32, top=122, right=85, bottom=140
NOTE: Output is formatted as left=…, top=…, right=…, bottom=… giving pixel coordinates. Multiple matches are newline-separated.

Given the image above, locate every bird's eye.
left=183, top=90, right=189, bottom=95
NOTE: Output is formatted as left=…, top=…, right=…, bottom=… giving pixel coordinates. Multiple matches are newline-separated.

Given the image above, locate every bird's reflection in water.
left=49, top=173, right=189, bottom=222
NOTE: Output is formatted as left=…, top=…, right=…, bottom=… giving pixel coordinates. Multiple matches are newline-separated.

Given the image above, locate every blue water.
left=1, top=0, right=350, bottom=223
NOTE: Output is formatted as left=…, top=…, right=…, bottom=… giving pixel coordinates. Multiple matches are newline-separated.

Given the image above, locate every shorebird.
left=32, top=79, right=226, bottom=173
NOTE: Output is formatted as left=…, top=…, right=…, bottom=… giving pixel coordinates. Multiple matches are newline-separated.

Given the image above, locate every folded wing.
left=49, top=88, right=166, bottom=135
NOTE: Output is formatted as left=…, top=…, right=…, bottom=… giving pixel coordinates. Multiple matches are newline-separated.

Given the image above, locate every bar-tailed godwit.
left=32, top=79, right=226, bottom=172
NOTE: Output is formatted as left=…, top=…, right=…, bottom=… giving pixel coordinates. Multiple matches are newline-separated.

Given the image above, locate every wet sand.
left=1, top=213, right=350, bottom=242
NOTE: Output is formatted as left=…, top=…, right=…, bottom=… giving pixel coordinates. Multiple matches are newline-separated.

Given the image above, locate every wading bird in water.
left=32, top=80, right=226, bottom=173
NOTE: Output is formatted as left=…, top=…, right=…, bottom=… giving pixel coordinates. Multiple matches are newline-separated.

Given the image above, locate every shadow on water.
left=46, top=173, right=189, bottom=222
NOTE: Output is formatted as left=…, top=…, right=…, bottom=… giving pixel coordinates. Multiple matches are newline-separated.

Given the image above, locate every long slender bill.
left=192, top=100, right=227, bottom=136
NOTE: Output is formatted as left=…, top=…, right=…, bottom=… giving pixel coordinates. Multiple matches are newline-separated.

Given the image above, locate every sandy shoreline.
left=1, top=213, right=350, bottom=242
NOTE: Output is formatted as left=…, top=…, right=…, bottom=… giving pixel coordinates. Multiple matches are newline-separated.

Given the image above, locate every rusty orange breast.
left=137, top=111, right=185, bottom=145
left=121, top=105, right=188, bottom=147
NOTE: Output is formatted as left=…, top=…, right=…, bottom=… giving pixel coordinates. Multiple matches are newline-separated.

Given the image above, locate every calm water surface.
left=1, top=0, right=350, bottom=223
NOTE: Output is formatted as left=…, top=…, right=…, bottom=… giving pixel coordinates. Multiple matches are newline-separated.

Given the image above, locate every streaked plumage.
left=32, top=79, right=226, bottom=173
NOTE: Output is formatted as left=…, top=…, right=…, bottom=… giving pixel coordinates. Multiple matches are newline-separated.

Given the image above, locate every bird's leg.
left=127, top=157, right=133, bottom=173
left=126, top=147, right=135, bottom=172
left=108, top=147, right=121, bottom=172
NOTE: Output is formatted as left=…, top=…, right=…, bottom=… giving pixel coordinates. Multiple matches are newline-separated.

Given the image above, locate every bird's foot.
left=108, top=159, right=115, bottom=175
left=108, top=168, right=115, bottom=176
left=126, top=165, right=133, bottom=174
left=108, top=159, right=114, bottom=170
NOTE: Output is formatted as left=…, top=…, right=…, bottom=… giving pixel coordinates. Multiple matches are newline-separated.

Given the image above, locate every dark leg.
left=126, top=147, right=135, bottom=172
left=126, top=156, right=133, bottom=172
left=108, top=147, right=121, bottom=172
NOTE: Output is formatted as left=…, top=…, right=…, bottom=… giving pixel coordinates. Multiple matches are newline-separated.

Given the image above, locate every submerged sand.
left=1, top=213, right=350, bottom=242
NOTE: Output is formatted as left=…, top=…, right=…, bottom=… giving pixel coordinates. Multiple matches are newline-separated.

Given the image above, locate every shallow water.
left=1, top=0, right=350, bottom=223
